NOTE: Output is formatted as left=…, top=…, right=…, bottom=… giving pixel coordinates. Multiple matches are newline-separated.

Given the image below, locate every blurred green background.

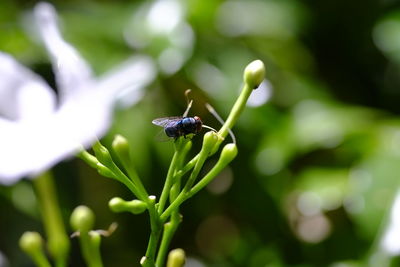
left=3, top=0, right=400, bottom=266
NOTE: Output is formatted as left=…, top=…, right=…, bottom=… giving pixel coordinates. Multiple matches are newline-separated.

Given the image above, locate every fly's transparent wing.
left=154, top=129, right=173, bottom=142
left=152, top=116, right=182, bottom=127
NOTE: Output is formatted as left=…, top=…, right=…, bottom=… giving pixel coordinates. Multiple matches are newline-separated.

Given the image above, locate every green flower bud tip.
left=220, top=143, right=238, bottom=164
left=109, top=197, right=147, bottom=214
left=19, top=231, right=43, bottom=254
left=70, top=205, right=95, bottom=232
left=244, top=60, right=266, bottom=89
left=202, top=131, right=219, bottom=152
left=183, top=140, right=192, bottom=153
left=167, top=248, right=186, bottom=267
left=112, top=134, right=130, bottom=156
left=93, top=142, right=113, bottom=166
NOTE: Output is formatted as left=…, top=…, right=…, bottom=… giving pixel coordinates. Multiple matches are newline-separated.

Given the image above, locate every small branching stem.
left=34, top=172, right=70, bottom=267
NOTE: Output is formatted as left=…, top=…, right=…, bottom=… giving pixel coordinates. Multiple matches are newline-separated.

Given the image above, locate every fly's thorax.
left=180, top=117, right=197, bottom=134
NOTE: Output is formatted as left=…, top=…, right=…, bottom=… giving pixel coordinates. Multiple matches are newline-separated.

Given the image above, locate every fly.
left=152, top=116, right=203, bottom=139
left=152, top=90, right=217, bottom=140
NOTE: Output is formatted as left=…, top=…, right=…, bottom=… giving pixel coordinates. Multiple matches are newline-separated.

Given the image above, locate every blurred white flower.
left=0, top=2, right=156, bottom=184
left=380, top=190, right=400, bottom=255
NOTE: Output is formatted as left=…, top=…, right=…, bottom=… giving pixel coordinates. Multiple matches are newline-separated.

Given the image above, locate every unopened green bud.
left=220, top=143, right=238, bottom=164
left=19, top=231, right=43, bottom=255
left=112, top=135, right=130, bottom=159
left=182, top=140, right=192, bottom=154
left=20, top=232, right=51, bottom=267
left=70, top=206, right=95, bottom=232
left=243, top=60, right=265, bottom=89
left=92, top=142, right=113, bottom=166
left=96, top=163, right=114, bottom=178
left=78, top=150, right=100, bottom=169
left=167, top=248, right=186, bottom=267
left=109, top=197, right=147, bottom=214
left=202, top=131, right=219, bottom=153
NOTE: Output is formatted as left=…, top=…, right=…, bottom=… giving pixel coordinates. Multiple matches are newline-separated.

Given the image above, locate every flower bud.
left=112, top=134, right=130, bottom=159
left=167, top=248, right=186, bottom=267
left=70, top=206, right=95, bottom=232
left=109, top=197, right=147, bottom=214
left=243, top=60, right=265, bottom=89
left=220, top=143, right=238, bottom=164
left=19, top=231, right=43, bottom=255
left=78, top=150, right=99, bottom=169
left=96, top=163, right=114, bottom=178
left=182, top=140, right=192, bottom=154
left=202, top=131, right=219, bottom=153
left=92, top=142, right=113, bottom=166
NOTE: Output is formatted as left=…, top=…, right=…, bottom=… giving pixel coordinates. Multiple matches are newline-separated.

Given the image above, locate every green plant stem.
left=125, top=166, right=149, bottom=200
left=93, top=143, right=147, bottom=201
left=109, top=165, right=146, bottom=200
left=189, top=155, right=234, bottom=196
left=30, top=251, right=52, bottom=267
left=160, top=145, right=210, bottom=223
left=142, top=197, right=161, bottom=267
left=158, top=139, right=187, bottom=214
left=159, top=192, right=186, bottom=223
left=160, top=148, right=236, bottom=222
left=176, top=154, right=198, bottom=177
left=216, top=83, right=252, bottom=148
left=34, top=172, right=69, bottom=267
left=155, top=141, right=189, bottom=267
left=78, top=231, right=103, bottom=267
left=182, top=147, right=210, bottom=193
left=112, top=141, right=149, bottom=200
left=155, top=212, right=181, bottom=267
left=89, top=234, right=103, bottom=267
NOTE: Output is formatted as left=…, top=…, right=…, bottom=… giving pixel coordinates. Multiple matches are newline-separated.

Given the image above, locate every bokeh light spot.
left=207, top=166, right=233, bottom=195
left=296, top=214, right=331, bottom=243
left=255, top=147, right=284, bottom=175
left=247, top=80, right=272, bottom=107
left=297, top=191, right=322, bottom=216
left=195, top=215, right=240, bottom=259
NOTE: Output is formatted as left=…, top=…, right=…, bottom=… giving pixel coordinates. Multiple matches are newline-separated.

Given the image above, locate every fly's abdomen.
left=164, top=125, right=180, bottom=138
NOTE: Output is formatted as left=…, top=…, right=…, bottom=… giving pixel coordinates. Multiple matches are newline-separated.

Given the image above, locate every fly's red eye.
left=194, top=116, right=202, bottom=132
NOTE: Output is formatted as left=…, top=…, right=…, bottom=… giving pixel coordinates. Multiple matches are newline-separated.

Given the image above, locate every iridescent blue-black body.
left=152, top=116, right=203, bottom=139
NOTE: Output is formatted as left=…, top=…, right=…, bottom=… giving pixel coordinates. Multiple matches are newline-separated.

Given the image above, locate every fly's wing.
left=154, top=129, right=173, bottom=142
left=152, top=116, right=182, bottom=127
left=152, top=116, right=181, bottom=142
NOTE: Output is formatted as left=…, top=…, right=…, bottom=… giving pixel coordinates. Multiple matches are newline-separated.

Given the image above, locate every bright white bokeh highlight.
left=247, top=80, right=272, bottom=107
left=381, top=190, right=400, bottom=255
left=124, top=0, right=194, bottom=75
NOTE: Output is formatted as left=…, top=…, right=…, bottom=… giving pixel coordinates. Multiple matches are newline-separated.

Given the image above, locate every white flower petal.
left=381, top=190, right=400, bottom=255
left=34, top=2, right=93, bottom=101
left=0, top=57, right=156, bottom=184
left=96, top=55, right=156, bottom=108
left=0, top=52, right=56, bottom=120
left=0, top=91, right=113, bottom=184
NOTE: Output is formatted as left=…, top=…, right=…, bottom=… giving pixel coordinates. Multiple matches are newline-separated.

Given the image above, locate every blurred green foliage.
left=3, top=0, right=400, bottom=266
